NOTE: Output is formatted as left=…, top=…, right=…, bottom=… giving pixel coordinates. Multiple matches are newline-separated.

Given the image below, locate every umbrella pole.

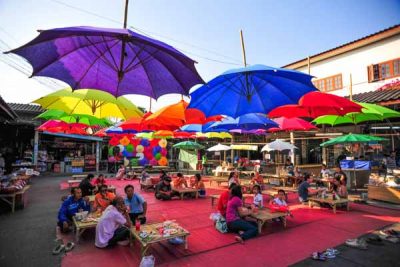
left=239, top=30, right=247, bottom=67
left=123, top=0, right=129, bottom=28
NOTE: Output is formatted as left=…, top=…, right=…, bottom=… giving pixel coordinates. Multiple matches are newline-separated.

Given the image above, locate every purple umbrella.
left=7, top=26, right=204, bottom=98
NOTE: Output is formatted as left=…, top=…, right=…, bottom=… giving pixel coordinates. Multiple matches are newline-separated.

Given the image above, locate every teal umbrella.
left=173, top=141, right=204, bottom=150
left=320, top=133, right=387, bottom=147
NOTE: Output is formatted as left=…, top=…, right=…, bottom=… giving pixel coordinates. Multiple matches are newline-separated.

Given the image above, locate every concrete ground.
left=0, top=175, right=65, bottom=267
left=291, top=223, right=400, bottom=267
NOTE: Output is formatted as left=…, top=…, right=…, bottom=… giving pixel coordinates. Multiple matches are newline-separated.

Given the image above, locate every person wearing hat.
left=155, top=176, right=179, bottom=200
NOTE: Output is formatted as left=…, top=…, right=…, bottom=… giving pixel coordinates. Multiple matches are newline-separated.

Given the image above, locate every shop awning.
left=41, top=131, right=103, bottom=142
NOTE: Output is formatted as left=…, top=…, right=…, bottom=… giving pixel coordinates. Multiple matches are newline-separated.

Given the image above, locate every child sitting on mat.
left=252, top=185, right=263, bottom=208
left=270, top=189, right=293, bottom=217
left=192, top=173, right=206, bottom=197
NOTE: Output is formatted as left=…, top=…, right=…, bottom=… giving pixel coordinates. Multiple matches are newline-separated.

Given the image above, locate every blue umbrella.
left=105, top=125, right=137, bottom=134
left=188, top=65, right=317, bottom=117
left=207, top=113, right=278, bottom=131
left=180, top=122, right=215, bottom=132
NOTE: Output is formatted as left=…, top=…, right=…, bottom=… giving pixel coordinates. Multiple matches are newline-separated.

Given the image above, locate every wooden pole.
left=240, top=30, right=247, bottom=67
left=349, top=73, right=353, bottom=101
left=307, top=56, right=311, bottom=75
left=118, top=0, right=129, bottom=83
left=123, top=0, right=129, bottom=29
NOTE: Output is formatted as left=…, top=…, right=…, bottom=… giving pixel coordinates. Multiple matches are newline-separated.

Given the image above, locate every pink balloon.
left=160, top=148, right=167, bottom=156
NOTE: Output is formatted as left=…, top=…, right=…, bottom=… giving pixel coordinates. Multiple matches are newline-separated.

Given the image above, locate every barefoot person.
left=95, top=196, right=132, bottom=248
left=57, top=187, right=90, bottom=232
left=226, top=185, right=258, bottom=243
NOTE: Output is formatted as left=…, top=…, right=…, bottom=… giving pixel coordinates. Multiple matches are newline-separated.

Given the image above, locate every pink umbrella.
left=272, top=117, right=317, bottom=131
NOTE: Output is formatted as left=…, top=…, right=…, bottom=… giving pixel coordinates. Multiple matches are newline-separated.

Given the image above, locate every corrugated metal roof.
left=7, top=103, right=45, bottom=113
left=0, top=96, right=18, bottom=120
left=349, top=88, right=400, bottom=103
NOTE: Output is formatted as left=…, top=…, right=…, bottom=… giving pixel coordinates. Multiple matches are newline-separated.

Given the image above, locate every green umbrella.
left=320, top=133, right=387, bottom=147
left=313, top=103, right=400, bottom=126
left=173, top=141, right=204, bottom=150
left=36, top=109, right=68, bottom=120
left=37, top=109, right=112, bottom=127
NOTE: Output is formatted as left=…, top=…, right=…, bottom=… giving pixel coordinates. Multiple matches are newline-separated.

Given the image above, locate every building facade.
left=283, top=24, right=400, bottom=99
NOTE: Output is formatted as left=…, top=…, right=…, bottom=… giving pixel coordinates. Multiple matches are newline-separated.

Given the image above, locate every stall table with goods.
left=130, top=221, right=189, bottom=257
left=367, top=172, right=400, bottom=204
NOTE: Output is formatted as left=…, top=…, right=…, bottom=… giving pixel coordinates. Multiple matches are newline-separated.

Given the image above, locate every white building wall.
left=293, top=34, right=400, bottom=97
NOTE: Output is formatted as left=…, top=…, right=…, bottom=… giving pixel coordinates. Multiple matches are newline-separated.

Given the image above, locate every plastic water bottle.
left=135, top=219, right=141, bottom=231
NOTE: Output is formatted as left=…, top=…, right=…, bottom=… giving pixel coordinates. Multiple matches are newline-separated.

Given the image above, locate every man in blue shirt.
left=124, top=184, right=147, bottom=224
left=298, top=174, right=321, bottom=203
left=58, top=187, right=90, bottom=232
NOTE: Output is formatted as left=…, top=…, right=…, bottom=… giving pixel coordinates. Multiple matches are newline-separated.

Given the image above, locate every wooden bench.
left=308, top=196, right=350, bottom=214
left=0, top=185, right=31, bottom=213
left=208, top=177, right=228, bottom=187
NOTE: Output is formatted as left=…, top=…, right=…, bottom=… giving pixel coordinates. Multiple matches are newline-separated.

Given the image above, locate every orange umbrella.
left=144, top=100, right=187, bottom=130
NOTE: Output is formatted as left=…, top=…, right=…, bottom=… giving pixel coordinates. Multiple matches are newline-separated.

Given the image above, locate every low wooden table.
left=210, top=194, right=220, bottom=206
left=130, top=221, right=190, bottom=257
left=72, top=174, right=87, bottom=180
left=73, top=214, right=100, bottom=242
left=68, top=180, right=81, bottom=188
left=250, top=208, right=287, bottom=234
left=172, top=187, right=198, bottom=199
left=308, top=197, right=350, bottom=214
left=0, top=185, right=31, bottom=213
left=208, top=177, right=228, bottom=187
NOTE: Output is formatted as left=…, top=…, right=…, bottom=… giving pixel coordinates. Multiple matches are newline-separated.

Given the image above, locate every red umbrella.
left=269, top=92, right=362, bottom=118
left=272, top=117, right=317, bottom=131
left=173, top=131, right=196, bottom=139
left=38, top=120, right=87, bottom=134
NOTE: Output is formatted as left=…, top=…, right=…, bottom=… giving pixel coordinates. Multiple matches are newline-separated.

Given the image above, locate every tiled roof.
left=7, top=103, right=45, bottom=113
left=0, top=96, right=18, bottom=120
left=349, top=88, right=400, bottom=104
left=283, top=24, right=400, bottom=69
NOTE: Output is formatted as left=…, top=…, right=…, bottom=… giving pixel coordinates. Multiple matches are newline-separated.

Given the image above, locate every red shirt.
left=217, top=190, right=230, bottom=216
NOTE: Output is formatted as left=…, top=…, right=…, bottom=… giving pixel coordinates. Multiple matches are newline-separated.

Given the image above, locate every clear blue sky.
left=0, top=0, right=399, bottom=110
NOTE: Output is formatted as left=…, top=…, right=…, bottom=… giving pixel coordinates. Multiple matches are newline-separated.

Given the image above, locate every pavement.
left=0, top=175, right=65, bottom=267
left=291, top=223, right=400, bottom=267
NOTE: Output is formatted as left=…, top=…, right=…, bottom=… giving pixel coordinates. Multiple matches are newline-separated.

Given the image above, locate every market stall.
left=34, top=131, right=104, bottom=173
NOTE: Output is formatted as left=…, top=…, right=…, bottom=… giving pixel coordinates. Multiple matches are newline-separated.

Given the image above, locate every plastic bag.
left=215, top=217, right=228, bottom=233
left=139, top=255, right=155, bottom=267
left=269, top=204, right=289, bottom=213
left=209, top=212, right=222, bottom=222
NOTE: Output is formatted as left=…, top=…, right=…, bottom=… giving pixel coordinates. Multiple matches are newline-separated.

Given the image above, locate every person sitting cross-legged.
left=191, top=173, right=206, bottom=197
left=93, top=184, right=116, bottom=212
left=95, top=196, right=132, bottom=248
left=173, top=173, right=188, bottom=188
left=226, top=185, right=258, bottom=243
left=57, top=187, right=90, bottom=233
left=124, top=184, right=147, bottom=224
left=154, top=176, right=179, bottom=200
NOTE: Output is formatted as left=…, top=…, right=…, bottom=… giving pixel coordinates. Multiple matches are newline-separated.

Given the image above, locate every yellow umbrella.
left=33, top=88, right=143, bottom=120
left=196, top=132, right=232, bottom=139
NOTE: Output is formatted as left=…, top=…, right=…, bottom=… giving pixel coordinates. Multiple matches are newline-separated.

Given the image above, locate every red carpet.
left=60, top=178, right=400, bottom=267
